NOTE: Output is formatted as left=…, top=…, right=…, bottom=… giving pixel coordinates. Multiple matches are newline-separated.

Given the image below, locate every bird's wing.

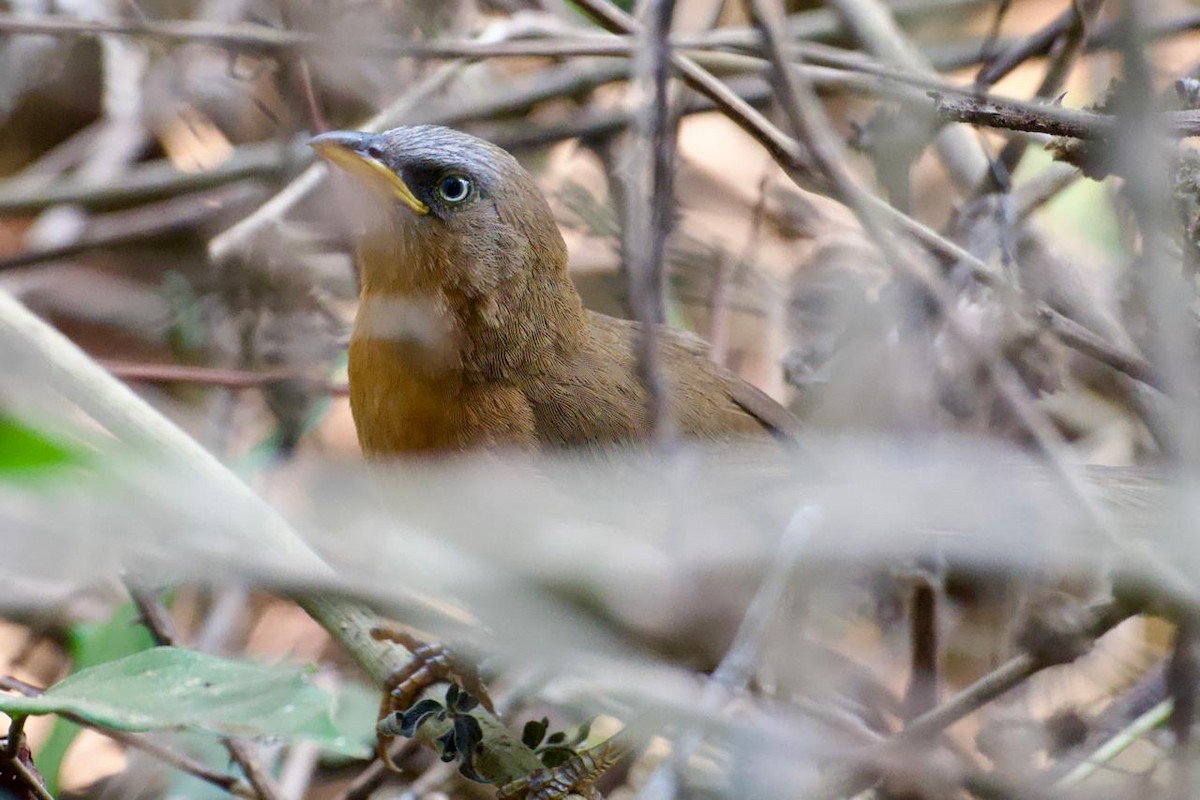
left=641, top=316, right=803, bottom=441
left=725, top=377, right=804, bottom=442
left=583, top=311, right=803, bottom=443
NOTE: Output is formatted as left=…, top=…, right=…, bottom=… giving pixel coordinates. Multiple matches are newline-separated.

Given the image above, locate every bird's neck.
left=354, top=236, right=588, bottom=384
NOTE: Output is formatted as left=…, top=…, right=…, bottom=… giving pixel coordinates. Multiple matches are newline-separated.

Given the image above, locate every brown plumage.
left=311, top=125, right=798, bottom=456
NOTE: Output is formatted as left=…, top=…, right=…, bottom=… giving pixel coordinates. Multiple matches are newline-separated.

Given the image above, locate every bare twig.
left=332, top=739, right=420, bottom=800
left=0, top=0, right=988, bottom=60
left=1168, top=622, right=1197, bottom=799
left=624, top=0, right=679, bottom=442
left=978, top=0, right=1106, bottom=194
left=810, top=602, right=1131, bottom=800
left=749, top=0, right=1190, bottom=655
left=0, top=184, right=265, bottom=272
left=130, top=591, right=180, bottom=646
left=569, top=0, right=1028, bottom=307
left=931, top=92, right=1200, bottom=139
left=482, top=75, right=772, bottom=152
left=972, top=2, right=1197, bottom=87
left=0, top=742, right=52, bottom=800
left=0, top=139, right=302, bottom=214
left=823, top=0, right=988, bottom=191
left=903, top=579, right=938, bottom=722
left=977, top=5, right=1083, bottom=88
left=103, top=360, right=349, bottom=395
left=1034, top=303, right=1162, bottom=391
left=638, top=506, right=823, bottom=800
left=926, top=8, right=1200, bottom=72
left=1111, top=0, right=1200, bottom=465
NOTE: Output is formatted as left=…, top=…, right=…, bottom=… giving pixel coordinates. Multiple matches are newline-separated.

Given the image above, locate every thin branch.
left=977, top=4, right=1082, bottom=87
left=750, top=0, right=1187, bottom=676
left=638, top=506, right=823, bottom=799
left=1112, top=0, right=1200, bottom=466
left=0, top=139, right=302, bottom=215
left=0, top=6, right=1192, bottom=88
left=1167, top=621, right=1197, bottom=799
left=0, top=184, right=264, bottom=272
left=823, top=0, right=988, bottom=191
left=482, top=75, right=772, bottom=152
left=978, top=0, right=1106, bottom=194
left=1058, top=698, right=1172, bottom=786
left=103, top=360, right=349, bottom=395
left=903, top=579, right=938, bottom=722
left=974, top=4, right=1200, bottom=87
left=333, top=739, right=420, bottom=800
left=625, top=0, right=679, bottom=442
left=1034, top=303, right=1163, bottom=390
left=931, top=92, right=1200, bottom=139
left=569, top=0, right=1030, bottom=308
left=809, top=602, right=1131, bottom=800
left=0, top=1, right=988, bottom=60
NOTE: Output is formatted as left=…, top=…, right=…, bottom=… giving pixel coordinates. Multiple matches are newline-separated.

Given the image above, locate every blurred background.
left=1, top=0, right=1200, bottom=797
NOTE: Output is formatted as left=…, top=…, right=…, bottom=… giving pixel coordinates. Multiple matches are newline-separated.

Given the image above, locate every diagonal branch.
left=0, top=290, right=543, bottom=787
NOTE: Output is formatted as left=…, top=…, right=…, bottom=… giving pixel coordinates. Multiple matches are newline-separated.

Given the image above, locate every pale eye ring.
left=438, top=174, right=473, bottom=204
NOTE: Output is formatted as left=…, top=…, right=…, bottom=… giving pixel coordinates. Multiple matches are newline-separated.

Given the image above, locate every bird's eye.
left=366, top=145, right=384, bottom=160
left=438, top=175, right=473, bottom=204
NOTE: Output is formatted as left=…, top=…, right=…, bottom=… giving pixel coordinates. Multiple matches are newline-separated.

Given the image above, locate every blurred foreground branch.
left=0, top=290, right=544, bottom=786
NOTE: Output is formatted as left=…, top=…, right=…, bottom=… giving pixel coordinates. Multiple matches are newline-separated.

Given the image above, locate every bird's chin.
left=340, top=188, right=420, bottom=237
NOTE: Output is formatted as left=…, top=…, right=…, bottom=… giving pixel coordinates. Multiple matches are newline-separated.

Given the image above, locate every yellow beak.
left=309, top=131, right=430, bottom=216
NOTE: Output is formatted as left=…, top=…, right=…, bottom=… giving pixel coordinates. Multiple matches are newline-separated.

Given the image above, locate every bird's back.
left=524, top=312, right=797, bottom=448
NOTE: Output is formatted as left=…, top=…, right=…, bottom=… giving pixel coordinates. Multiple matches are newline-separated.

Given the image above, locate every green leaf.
left=0, top=647, right=368, bottom=757
left=325, top=680, right=379, bottom=766
left=40, top=601, right=158, bottom=793
left=0, top=414, right=85, bottom=476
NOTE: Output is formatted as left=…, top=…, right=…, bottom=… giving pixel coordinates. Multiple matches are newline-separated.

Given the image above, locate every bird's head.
left=310, top=125, right=584, bottom=376
left=310, top=125, right=569, bottom=299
